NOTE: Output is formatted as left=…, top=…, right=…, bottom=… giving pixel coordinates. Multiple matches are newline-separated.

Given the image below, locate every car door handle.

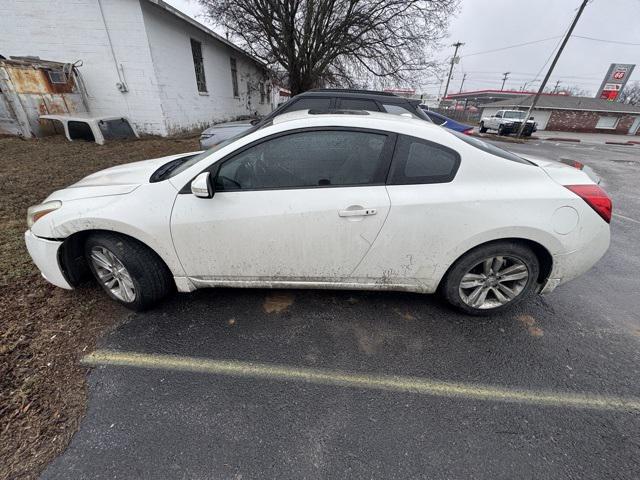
left=338, top=207, right=377, bottom=217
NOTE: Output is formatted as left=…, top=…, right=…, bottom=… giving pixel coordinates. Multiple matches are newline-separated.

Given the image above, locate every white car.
left=25, top=110, right=611, bottom=315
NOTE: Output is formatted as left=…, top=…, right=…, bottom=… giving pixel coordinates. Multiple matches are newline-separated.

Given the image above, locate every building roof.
left=143, top=0, right=267, bottom=69
left=444, top=89, right=559, bottom=103
left=481, top=95, right=640, bottom=114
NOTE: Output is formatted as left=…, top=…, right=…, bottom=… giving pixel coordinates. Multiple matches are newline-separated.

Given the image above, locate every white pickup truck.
left=479, top=110, right=537, bottom=136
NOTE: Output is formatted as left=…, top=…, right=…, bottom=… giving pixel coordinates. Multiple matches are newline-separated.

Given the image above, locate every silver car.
left=199, top=119, right=257, bottom=149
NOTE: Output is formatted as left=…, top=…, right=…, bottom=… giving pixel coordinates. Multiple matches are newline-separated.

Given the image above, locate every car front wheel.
left=441, top=242, right=540, bottom=315
left=85, top=232, right=173, bottom=311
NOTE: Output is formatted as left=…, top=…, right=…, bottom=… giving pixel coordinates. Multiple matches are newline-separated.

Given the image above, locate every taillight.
left=559, top=158, right=584, bottom=170
left=565, top=184, right=612, bottom=223
left=462, top=128, right=473, bottom=135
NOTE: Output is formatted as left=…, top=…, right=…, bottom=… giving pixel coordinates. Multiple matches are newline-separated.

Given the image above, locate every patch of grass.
left=0, top=135, right=199, bottom=480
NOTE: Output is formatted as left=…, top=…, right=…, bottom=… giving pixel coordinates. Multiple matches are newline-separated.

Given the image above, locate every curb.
left=544, top=137, right=580, bottom=143
left=605, top=141, right=637, bottom=146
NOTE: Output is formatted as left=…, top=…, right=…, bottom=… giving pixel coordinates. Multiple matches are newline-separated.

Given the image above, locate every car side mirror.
left=191, top=171, right=214, bottom=198
left=530, top=116, right=534, bottom=120
left=250, top=118, right=260, bottom=126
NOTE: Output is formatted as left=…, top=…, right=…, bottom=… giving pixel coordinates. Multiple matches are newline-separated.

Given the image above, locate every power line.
left=460, top=36, right=562, bottom=58
left=573, top=34, right=640, bottom=46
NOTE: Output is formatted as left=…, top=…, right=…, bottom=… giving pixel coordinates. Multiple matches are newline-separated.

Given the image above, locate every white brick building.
left=0, top=0, right=273, bottom=135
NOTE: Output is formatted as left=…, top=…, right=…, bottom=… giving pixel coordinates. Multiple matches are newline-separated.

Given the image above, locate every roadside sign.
left=596, top=63, right=635, bottom=101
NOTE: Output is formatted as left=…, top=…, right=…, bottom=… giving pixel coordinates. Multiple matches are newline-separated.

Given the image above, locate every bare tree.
left=619, top=81, right=640, bottom=106
left=198, top=0, right=458, bottom=94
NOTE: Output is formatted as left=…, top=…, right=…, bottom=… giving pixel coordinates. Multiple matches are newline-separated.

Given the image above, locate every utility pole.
left=517, top=0, right=589, bottom=137
left=501, top=72, right=510, bottom=91
left=441, top=41, right=464, bottom=104
left=458, top=73, right=467, bottom=93
left=552, top=80, right=561, bottom=93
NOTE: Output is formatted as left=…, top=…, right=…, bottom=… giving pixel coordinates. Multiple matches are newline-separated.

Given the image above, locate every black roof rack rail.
left=307, top=88, right=397, bottom=97
left=307, top=109, right=370, bottom=115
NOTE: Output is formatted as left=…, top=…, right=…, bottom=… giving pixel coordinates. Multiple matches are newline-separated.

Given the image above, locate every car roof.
left=271, top=109, right=443, bottom=133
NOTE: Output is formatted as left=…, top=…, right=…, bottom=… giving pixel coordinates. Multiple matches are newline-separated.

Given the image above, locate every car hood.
left=46, top=152, right=197, bottom=202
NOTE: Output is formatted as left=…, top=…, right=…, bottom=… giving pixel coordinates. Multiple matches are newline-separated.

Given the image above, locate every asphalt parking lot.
left=43, top=140, right=640, bottom=480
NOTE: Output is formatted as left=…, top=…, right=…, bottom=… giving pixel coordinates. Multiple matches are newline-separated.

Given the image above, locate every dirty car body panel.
left=25, top=110, right=610, bottom=312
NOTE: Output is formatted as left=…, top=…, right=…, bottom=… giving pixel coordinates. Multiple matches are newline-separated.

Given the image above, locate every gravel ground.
left=0, top=135, right=199, bottom=480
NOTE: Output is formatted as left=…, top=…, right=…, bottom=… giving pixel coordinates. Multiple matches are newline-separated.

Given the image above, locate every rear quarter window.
left=388, top=135, right=460, bottom=185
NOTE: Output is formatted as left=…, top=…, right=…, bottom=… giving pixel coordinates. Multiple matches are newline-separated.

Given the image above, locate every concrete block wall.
left=140, top=1, right=272, bottom=135
left=0, top=0, right=168, bottom=135
left=546, top=110, right=639, bottom=135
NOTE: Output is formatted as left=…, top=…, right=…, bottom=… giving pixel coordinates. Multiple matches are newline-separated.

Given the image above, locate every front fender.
left=30, top=183, right=186, bottom=277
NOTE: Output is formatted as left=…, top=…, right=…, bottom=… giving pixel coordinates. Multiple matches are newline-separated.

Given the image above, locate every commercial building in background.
left=0, top=0, right=273, bottom=135
left=480, top=95, right=640, bottom=135
left=596, top=63, right=635, bottom=101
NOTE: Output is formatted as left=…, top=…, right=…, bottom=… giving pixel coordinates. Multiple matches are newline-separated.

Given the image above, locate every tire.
left=85, top=232, right=174, bottom=311
left=440, top=241, right=540, bottom=316
left=479, top=122, right=487, bottom=133
left=497, top=124, right=506, bottom=136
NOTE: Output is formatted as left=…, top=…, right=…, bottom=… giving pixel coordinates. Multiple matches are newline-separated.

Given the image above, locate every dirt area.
left=0, top=134, right=200, bottom=480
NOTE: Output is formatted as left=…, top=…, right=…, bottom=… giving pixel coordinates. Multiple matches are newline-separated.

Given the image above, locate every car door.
left=353, top=134, right=461, bottom=290
left=170, top=128, right=394, bottom=284
left=490, top=111, right=503, bottom=129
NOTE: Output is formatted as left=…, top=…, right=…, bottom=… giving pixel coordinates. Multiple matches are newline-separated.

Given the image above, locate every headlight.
left=27, top=200, right=62, bottom=228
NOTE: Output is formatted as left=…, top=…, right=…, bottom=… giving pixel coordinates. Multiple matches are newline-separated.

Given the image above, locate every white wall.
left=0, top=0, right=271, bottom=136
left=140, top=1, right=272, bottom=134
left=0, top=0, right=167, bottom=134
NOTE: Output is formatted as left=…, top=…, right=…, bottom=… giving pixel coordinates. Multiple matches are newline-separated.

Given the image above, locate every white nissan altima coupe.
left=25, top=110, right=611, bottom=315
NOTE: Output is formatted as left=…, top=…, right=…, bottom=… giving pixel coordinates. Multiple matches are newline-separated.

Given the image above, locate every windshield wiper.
left=149, top=155, right=197, bottom=183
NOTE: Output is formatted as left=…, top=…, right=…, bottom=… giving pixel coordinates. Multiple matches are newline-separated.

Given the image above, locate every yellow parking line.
left=83, top=350, right=640, bottom=412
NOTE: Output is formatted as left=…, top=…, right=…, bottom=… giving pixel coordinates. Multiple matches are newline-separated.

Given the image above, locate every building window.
left=595, top=116, right=619, bottom=129
left=230, top=58, right=239, bottom=97
left=259, top=82, right=266, bottom=104
left=190, top=39, right=207, bottom=93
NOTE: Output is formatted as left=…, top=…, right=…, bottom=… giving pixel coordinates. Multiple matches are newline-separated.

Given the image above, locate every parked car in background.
left=419, top=107, right=474, bottom=135
left=479, top=110, right=537, bottom=136
left=199, top=88, right=433, bottom=148
left=26, top=110, right=610, bottom=315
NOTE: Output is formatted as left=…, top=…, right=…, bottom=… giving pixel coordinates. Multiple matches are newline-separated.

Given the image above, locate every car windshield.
left=448, top=130, right=533, bottom=165
left=504, top=111, right=526, bottom=119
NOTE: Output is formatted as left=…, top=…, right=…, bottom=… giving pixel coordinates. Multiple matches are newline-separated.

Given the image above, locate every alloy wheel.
left=89, top=246, right=136, bottom=302
left=458, top=255, right=529, bottom=309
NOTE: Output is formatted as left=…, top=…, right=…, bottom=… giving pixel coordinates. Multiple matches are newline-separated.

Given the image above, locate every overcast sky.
left=166, top=0, right=640, bottom=96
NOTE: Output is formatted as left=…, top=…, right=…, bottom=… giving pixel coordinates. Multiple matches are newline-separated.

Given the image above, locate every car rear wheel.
left=441, top=241, right=540, bottom=315
left=479, top=122, right=487, bottom=133
left=85, top=232, right=173, bottom=311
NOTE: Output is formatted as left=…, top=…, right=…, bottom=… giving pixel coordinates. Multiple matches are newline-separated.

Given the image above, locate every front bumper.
left=24, top=230, right=73, bottom=289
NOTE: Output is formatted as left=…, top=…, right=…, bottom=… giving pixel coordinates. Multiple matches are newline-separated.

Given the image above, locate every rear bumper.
left=24, top=230, right=73, bottom=290
left=540, top=223, right=610, bottom=294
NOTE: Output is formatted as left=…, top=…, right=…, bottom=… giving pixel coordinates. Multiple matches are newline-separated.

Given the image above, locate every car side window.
left=215, top=130, right=389, bottom=191
left=285, top=97, right=332, bottom=112
left=338, top=98, right=380, bottom=111
left=495, top=111, right=503, bottom=118
left=387, top=135, right=460, bottom=185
